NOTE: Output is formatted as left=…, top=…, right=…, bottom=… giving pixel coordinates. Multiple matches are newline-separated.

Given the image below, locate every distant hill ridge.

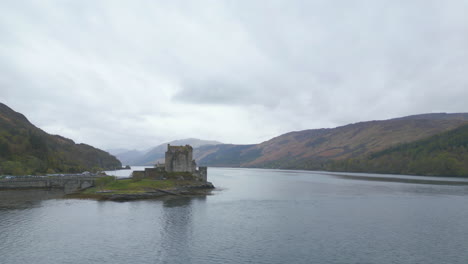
left=193, top=113, right=468, bottom=176
left=110, top=138, right=222, bottom=166
left=0, top=103, right=121, bottom=175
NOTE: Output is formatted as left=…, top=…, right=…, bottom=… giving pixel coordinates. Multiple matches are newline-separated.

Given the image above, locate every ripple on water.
left=2, top=169, right=468, bottom=264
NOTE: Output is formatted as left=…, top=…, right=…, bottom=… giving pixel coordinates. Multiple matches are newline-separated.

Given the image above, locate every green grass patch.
left=106, top=179, right=178, bottom=190
left=82, top=178, right=198, bottom=195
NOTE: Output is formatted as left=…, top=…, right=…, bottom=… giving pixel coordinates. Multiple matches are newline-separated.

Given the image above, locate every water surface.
left=1, top=168, right=468, bottom=264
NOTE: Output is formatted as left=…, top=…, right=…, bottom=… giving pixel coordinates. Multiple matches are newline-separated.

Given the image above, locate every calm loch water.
left=1, top=168, right=468, bottom=264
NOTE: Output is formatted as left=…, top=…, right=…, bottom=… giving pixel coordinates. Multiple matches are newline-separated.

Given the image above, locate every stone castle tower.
left=132, top=144, right=207, bottom=182
left=165, top=144, right=195, bottom=173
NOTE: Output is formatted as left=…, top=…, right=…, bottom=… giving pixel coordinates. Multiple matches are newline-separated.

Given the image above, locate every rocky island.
left=69, top=144, right=214, bottom=201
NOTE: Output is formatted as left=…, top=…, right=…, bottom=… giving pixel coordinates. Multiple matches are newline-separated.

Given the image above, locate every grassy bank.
left=69, top=176, right=213, bottom=200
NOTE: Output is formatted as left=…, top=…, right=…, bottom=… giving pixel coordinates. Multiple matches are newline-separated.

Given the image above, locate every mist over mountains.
left=108, top=138, right=222, bottom=166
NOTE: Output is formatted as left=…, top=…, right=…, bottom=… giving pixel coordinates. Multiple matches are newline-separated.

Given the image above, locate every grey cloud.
left=174, top=79, right=252, bottom=105
left=1, top=0, right=468, bottom=150
left=173, top=77, right=289, bottom=108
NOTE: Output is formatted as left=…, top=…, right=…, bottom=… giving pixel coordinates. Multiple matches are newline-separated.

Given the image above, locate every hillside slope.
left=195, top=113, right=468, bottom=170
left=327, top=124, right=468, bottom=176
left=0, top=103, right=121, bottom=175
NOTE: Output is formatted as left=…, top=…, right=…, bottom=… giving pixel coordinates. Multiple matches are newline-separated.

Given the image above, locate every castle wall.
left=194, top=167, right=207, bottom=182
left=144, top=168, right=166, bottom=180
left=131, top=144, right=208, bottom=182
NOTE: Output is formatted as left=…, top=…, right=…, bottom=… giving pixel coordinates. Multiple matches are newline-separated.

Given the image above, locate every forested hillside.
left=0, top=103, right=121, bottom=175
left=327, top=124, right=468, bottom=176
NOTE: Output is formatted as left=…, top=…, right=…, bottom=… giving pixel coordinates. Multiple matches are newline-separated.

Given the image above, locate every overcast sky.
left=1, top=0, right=468, bottom=150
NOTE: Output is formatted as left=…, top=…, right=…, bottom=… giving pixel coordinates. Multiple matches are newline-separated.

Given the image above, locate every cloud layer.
left=1, top=0, right=468, bottom=150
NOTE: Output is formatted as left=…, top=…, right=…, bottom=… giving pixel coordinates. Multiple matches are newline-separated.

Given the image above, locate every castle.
left=132, top=144, right=207, bottom=182
left=165, top=145, right=196, bottom=173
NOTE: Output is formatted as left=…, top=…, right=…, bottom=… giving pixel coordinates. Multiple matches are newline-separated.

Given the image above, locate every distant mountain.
left=0, top=103, right=121, bottom=175
left=327, top=124, right=468, bottom=176
left=106, top=148, right=146, bottom=166
left=112, top=138, right=222, bottom=166
left=195, top=113, right=468, bottom=175
left=106, top=148, right=130, bottom=155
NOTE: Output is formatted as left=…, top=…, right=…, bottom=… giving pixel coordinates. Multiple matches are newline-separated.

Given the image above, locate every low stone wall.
left=131, top=167, right=208, bottom=182
left=131, top=171, right=145, bottom=180
left=145, top=168, right=167, bottom=180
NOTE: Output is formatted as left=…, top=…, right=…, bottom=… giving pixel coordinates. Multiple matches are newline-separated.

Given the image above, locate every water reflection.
left=330, top=173, right=468, bottom=185
left=163, top=197, right=193, bottom=208
left=0, top=190, right=64, bottom=210
left=2, top=168, right=468, bottom=264
left=158, top=197, right=194, bottom=263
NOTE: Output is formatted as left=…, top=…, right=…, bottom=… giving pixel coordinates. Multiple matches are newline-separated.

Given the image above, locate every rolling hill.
left=195, top=113, right=468, bottom=173
left=0, top=103, right=121, bottom=175
left=327, top=124, right=468, bottom=176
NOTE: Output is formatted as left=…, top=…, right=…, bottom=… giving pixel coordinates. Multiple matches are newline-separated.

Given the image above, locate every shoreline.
left=66, top=182, right=215, bottom=202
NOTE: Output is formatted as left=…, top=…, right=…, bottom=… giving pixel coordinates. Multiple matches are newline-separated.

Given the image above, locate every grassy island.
left=68, top=176, right=214, bottom=201
left=68, top=143, right=214, bottom=201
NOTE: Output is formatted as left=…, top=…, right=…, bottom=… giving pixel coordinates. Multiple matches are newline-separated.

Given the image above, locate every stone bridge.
left=0, top=176, right=99, bottom=194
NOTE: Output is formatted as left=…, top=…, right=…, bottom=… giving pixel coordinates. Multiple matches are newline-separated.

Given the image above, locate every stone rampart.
left=131, top=144, right=208, bottom=182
